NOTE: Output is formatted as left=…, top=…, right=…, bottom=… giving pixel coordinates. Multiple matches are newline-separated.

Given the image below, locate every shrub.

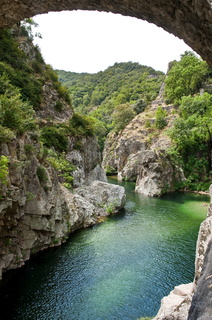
left=0, top=125, right=15, bottom=142
left=112, top=103, right=136, bottom=133
left=165, top=51, right=209, bottom=104
left=0, top=155, right=9, bottom=186
left=24, top=144, right=35, bottom=156
left=0, top=79, right=36, bottom=134
left=155, top=106, right=167, bottom=129
left=41, top=126, right=68, bottom=152
left=47, top=152, right=75, bottom=190
left=69, top=113, right=95, bottom=136
left=36, top=166, right=48, bottom=183
left=45, top=65, right=71, bottom=104
left=55, top=100, right=64, bottom=112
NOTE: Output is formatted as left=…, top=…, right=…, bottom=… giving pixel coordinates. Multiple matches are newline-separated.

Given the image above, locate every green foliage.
left=0, top=27, right=43, bottom=109
left=24, top=144, right=35, bottom=156
left=45, top=65, right=71, bottom=104
left=179, top=92, right=212, bottom=118
left=133, top=99, right=147, bottom=114
left=112, top=104, right=136, bottom=133
left=41, top=126, right=68, bottom=152
left=0, top=155, right=9, bottom=186
left=47, top=151, right=75, bottom=190
left=0, top=125, right=15, bottom=142
left=104, top=199, right=119, bottom=214
left=57, top=62, right=164, bottom=138
left=0, top=27, right=71, bottom=111
left=55, top=100, right=64, bottom=112
left=165, top=51, right=209, bottom=104
left=0, top=29, right=27, bottom=69
left=145, top=120, right=151, bottom=128
left=0, top=75, right=36, bottom=135
left=20, top=18, right=42, bottom=40
left=168, top=92, right=212, bottom=191
left=36, top=166, right=48, bottom=183
left=69, top=113, right=95, bottom=136
left=155, top=106, right=167, bottom=129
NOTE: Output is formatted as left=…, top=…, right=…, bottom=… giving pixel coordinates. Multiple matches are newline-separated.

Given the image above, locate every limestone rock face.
left=123, top=150, right=183, bottom=197
left=0, top=135, right=120, bottom=280
left=75, top=180, right=126, bottom=216
left=103, top=99, right=184, bottom=197
left=153, top=283, right=194, bottom=320
left=67, top=137, right=107, bottom=188
left=1, top=1, right=212, bottom=70
left=37, top=81, right=73, bottom=122
left=188, top=185, right=212, bottom=320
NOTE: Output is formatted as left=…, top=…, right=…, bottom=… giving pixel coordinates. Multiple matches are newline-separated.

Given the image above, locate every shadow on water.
left=0, top=178, right=209, bottom=320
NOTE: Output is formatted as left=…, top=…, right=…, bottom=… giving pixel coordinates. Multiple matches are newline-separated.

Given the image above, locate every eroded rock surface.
left=153, top=283, right=194, bottom=320
left=103, top=97, right=184, bottom=197
left=0, top=135, right=125, bottom=280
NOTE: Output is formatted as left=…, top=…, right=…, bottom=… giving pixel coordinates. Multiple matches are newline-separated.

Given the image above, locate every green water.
left=0, top=178, right=209, bottom=320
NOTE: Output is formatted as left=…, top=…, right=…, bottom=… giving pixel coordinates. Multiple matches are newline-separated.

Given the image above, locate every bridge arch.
left=0, top=0, right=212, bottom=67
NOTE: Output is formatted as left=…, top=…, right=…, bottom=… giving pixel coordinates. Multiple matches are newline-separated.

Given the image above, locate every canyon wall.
left=0, top=134, right=125, bottom=280
left=103, top=96, right=184, bottom=197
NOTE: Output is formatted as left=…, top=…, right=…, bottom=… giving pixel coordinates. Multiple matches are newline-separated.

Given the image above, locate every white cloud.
left=33, top=10, right=191, bottom=74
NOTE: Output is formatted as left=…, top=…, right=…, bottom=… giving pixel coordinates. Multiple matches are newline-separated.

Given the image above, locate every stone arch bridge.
left=0, top=0, right=212, bottom=67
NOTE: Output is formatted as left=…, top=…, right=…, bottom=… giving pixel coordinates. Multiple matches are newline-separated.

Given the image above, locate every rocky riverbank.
left=153, top=185, right=212, bottom=320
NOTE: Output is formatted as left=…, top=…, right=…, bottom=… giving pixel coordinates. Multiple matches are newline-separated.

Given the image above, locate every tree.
left=168, top=92, right=212, bottom=190
left=0, top=75, right=36, bottom=134
left=155, top=106, right=167, bottom=129
left=165, top=51, right=209, bottom=104
left=112, top=104, right=136, bottom=133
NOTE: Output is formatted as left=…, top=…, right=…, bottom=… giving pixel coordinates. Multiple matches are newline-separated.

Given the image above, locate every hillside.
left=103, top=52, right=212, bottom=193
left=0, top=21, right=127, bottom=278
left=57, top=63, right=165, bottom=147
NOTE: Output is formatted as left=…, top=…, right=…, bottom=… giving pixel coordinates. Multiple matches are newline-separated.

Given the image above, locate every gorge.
left=0, top=178, right=209, bottom=319
left=0, top=2, right=212, bottom=318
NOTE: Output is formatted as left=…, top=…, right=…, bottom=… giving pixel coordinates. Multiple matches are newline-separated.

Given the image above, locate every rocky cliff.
left=103, top=95, right=185, bottom=196
left=0, top=134, right=125, bottom=280
left=0, top=25, right=125, bottom=280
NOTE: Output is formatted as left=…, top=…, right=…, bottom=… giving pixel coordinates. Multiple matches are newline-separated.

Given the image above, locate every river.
left=0, top=177, right=209, bottom=320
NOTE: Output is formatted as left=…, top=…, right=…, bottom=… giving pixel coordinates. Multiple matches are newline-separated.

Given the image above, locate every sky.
left=33, top=10, right=191, bottom=74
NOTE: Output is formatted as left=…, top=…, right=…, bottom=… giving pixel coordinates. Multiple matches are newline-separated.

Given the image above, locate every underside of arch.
left=0, top=0, right=212, bottom=67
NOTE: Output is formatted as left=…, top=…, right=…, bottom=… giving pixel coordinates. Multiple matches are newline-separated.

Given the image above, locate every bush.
left=41, top=126, right=68, bottom=152
left=155, top=106, right=167, bottom=129
left=55, top=100, right=64, bottom=112
left=0, top=77, right=36, bottom=134
left=36, top=166, right=48, bottom=183
left=0, top=155, right=9, bottom=186
left=69, top=113, right=95, bottom=136
left=112, top=103, right=136, bottom=133
left=0, top=125, right=15, bottom=142
left=45, top=65, right=71, bottom=104
left=165, top=51, right=209, bottom=104
left=47, top=152, right=75, bottom=190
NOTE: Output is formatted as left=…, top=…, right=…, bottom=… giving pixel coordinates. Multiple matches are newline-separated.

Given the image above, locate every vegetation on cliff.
left=57, top=63, right=165, bottom=148
left=165, top=52, right=212, bottom=191
left=0, top=21, right=95, bottom=192
left=0, top=21, right=211, bottom=194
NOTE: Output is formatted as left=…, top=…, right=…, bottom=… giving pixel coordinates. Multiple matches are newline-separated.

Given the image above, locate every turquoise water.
left=0, top=178, right=209, bottom=320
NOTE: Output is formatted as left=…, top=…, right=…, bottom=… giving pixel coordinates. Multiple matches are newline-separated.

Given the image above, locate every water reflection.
left=0, top=180, right=209, bottom=320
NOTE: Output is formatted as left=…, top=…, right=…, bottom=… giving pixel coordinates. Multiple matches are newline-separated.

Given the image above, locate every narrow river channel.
left=0, top=178, right=209, bottom=320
